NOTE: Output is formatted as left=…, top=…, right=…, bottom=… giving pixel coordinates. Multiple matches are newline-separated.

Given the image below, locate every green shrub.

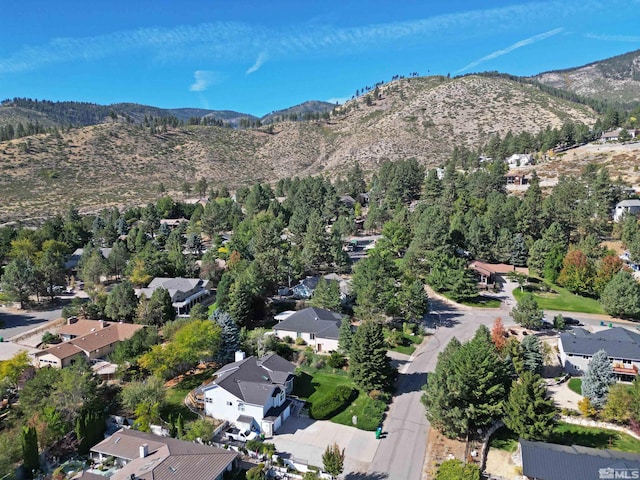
left=295, top=337, right=307, bottom=346
left=283, top=336, right=294, bottom=344
left=357, top=397, right=387, bottom=430
left=327, top=352, right=346, bottom=369
left=310, top=385, right=357, bottom=420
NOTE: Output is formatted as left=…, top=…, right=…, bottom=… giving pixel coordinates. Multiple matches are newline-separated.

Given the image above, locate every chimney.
left=139, top=443, right=148, bottom=458
left=98, top=319, right=106, bottom=329
left=67, top=316, right=78, bottom=325
left=235, top=351, right=246, bottom=362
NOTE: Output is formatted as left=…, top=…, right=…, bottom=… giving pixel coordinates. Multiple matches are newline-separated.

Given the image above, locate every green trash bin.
left=375, top=430, right=381, bottom=439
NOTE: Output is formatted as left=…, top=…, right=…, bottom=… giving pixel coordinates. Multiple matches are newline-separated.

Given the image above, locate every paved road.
left=366, top=294, right=516, bottom=480
left=0, top=304, right=64, bottom=339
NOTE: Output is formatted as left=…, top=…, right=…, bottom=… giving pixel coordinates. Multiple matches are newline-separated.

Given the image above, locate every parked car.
left=225, top=427, right=258, bottom=442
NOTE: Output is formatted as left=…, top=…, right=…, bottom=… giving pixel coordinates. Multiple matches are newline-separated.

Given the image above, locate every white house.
left=558, top=327, right=640, bottom=382
left=613, top=199, right=640, bottom=222
left=135, top=277, right=211, bottom=316
left=202, top=352, right=296, bottom=437
left=506, top=153, right=534, bottom=167
left=273, top=307, right=345, bottom=353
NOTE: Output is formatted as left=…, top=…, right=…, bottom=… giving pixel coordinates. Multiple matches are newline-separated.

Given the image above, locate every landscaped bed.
left=293, top=365, right=387, bottom=431
left=490, top=422, right=640, bottom=454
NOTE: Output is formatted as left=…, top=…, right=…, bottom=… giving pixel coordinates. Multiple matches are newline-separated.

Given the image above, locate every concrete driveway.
left=270, top=416, right=379, bottom=474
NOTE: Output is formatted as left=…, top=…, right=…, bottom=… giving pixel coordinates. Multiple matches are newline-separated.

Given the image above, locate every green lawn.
left=512, top=281, right=604, bottom=314
left=387, top=332, right=425, bottom=356
left=490, top=422, right=640, bottom=454
left=568, top=378, right=583, bottom=396
left=441, top=292, right=502, bottom=308
left=293, top=367, right=386, bottom=431
left=459, top=295, right=502, bottom=308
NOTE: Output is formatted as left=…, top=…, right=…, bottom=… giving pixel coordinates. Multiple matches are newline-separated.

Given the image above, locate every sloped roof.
left=35, top=342, right=84, bottom=360
left=205, top=354, right=295, bottom=406
left=36, top=322, right=143, bottom=359
left=616, top=199, right=640, bottom=208
left=137, top=277, right=210, bottom=301
left=91, top=428, right=237, bottom=480
left=520, top=439, right=640, bottom=480
left=274, top=307, right=344, bottom=340
left=559, top=327, right=640, bottom=361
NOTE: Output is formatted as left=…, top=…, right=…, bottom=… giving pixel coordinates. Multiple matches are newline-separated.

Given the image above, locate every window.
left=205, top=398, right=212, bottom=403
left=310, top=333, right=316, bottom=340
left=226, top=401, right=233, bottom=406
left=296, top=332, right=302, bottom=338
left=238, top=403, right=245, bottom=412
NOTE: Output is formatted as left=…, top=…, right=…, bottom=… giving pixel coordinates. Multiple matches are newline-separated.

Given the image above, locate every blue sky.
left=1, top=0, right=639, bottom=117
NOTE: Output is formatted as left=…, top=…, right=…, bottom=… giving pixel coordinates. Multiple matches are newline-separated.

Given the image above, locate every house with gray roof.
left=558, top=327, right=640, bottom=382
left=519, top=439, right=640, bottom=480
left=613, top=199, right=640, bottom=222
left=135, top=277, right=211, bottom=316
left=64, top=247, right=112, bottom=271
left=89, top=427, right=237, bottom=480
left=201, top=352, right=296, bottom=437
left=273, top=307, right=345, bottom=353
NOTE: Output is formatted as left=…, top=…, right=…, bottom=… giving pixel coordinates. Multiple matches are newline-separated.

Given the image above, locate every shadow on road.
left=345, top=472, right=389, bottom=480
left=394, top=372, right=427, bottom=396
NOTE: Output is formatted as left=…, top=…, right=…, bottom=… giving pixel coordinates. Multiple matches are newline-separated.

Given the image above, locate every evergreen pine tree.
left=349, top=320, right=392, bottom=392
left=21, top=426, right=39, bottom=475
left=212, top=309, right=240, bottom=364
left=521, top=335, right=544, bottom=375
left=176, top=413, right=185, bottom=439
left=310, top=277, right=342, bottom=312
left=338, top=317, right=354, bottom=354
left=322, top=442, right=345, bottom=480
left=503, top=371, right=556, bottom=441
left=582, top=349, right=615, bottom=409
left=511, top=233, right=529, bottom=267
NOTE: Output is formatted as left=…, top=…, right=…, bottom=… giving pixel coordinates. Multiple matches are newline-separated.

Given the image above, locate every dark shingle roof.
left=520, top=439, right=640, bottom=480
left=207, top=354, right=295, bottom=405
left=274, top=307, right=344, bottom=340
left=559, top=327, right=640, bottom=361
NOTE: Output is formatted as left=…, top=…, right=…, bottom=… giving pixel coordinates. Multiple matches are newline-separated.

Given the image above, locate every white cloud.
left=456, top=28, right=565, bottom=73
left=189, top=70, right=221, bottom=92
left=585, top=33, right=640, bottom=42
left=0, top=1, right=603, bottom=75
left=246, top=52, right=268, bottom=75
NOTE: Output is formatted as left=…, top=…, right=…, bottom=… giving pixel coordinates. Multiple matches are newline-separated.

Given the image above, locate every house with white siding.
left=558, top=327, right=640, bottom=382
left=135, top=277, right=211, bottom=316
left=273, top=307, right=345, bottom=353
left=201, top=352, right=296, bottom=437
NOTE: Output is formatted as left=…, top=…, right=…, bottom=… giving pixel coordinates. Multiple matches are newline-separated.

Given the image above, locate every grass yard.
left=568, top=378, right=583, bottom=396
left=490, top=422, right=640, bottom=454
left=293, top=367, right=386, bottom=431
left=460, top=295, right=502, bottom=308
left=512, top=280, right=604, bottom=314
left=441, top=292, right=502, bottom=308
left=387, top=332, right=425, bottom=356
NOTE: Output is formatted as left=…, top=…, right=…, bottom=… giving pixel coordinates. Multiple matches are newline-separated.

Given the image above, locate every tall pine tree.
left=349, top=320, right=392, bottom=392
left=503, top=371, right=556, bottom=441
left=212, top=309, right=240, bottom=364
